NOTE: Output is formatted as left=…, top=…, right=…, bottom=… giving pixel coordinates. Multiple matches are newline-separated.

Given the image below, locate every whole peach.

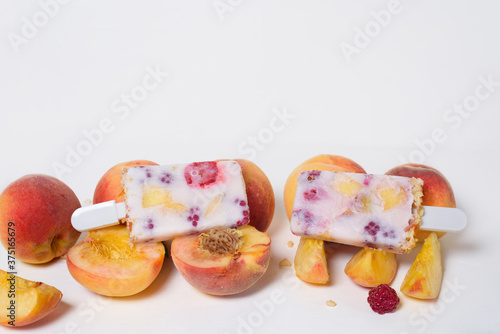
left=0, top=175, right=81, bottom=264
left=93, top=160, right=158, bottom=204
left=283, top=155, right=366, bottom=221
left=385, top=163, right=456, bottom=240
left=301, top=154, right=366, bottom=174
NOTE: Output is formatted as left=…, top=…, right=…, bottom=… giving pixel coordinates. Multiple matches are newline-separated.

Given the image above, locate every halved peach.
left=171, top=225, right=271, bottom=296
left=0, top=270, right=62, bottom=327
left=294, top=237, right=329, bottom=284
left=344, top=248, right=397, bottom=287
left=401, top=232, right=443, bottom=299
left=66, top=225, right=165, bottom=297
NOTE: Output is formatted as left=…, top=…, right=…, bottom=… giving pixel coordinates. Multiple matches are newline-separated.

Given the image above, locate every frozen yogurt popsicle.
left=290, top=171, right=424, bottom=253
left=121, top=161, right=250, bottom=243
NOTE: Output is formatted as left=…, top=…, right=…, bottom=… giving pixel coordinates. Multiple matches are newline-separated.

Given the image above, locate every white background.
left=0, top=1, right=499, bottom=333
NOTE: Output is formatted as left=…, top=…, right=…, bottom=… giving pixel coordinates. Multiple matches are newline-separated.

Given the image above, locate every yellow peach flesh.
left=401, top=233, right=443, bottom=299
left=294, top=237, right=329, bottom=284
left=0, top=270, right=62, bottom=327
left=344, top=248, right=397, bottom=287
left=66, top=225, right=165, bottom=297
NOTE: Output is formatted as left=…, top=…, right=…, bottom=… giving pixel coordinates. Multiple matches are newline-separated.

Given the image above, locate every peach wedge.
left=171, top=225, right=271, bottom=296
left=66, top=225, right=165, bottom=297
left=0, top=270, right=62, bottom=327
left=294, top=237, right=329, bottom=284
left=344, top=248, right=397, bottom=287
left=400, top=232, right=443, bottom=299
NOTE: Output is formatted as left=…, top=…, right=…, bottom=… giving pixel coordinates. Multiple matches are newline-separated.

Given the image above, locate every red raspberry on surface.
left=367, top=284, right=400, bottom=314
left=184, top=161, right=219, bottom=188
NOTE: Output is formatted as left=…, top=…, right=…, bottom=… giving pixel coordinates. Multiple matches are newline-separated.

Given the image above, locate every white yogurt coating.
left=290, top=171, right=422, bottom=253
left=122, top=161, right=250, bottom=243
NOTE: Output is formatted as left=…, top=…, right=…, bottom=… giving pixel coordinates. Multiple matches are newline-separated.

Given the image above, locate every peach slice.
left=294, top=237, right=329, bottom=284
left=0, top=270, right=62, bottom=327
left=379, top=186, right=407, bottom=211
left=66, top=225, right=165, bottom=297
left=335, top=174, right=363, bottom=196
left=400, top=232, right=443, bottom=299
left=344, top=248, right=397, bottom=287
left=171, top=225, right=271, bottom=296
left=142, top=185, right=187, bottom=213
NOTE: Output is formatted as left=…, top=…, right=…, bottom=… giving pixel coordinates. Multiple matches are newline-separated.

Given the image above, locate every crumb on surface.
left=287, top=241, right=294, bottom=248
left=279, top=258, right=292, bottom=268
left=326, top=300, right=337, bottom=307
left=83, top=199, right=93, bottom=206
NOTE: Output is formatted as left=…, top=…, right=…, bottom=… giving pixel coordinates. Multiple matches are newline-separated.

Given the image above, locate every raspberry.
left=367, top=284, right=400, bottom=314
left=364, top=221, right=380, bottom=236
left=147, top=218, right=154, bottom=229
left=383, top=230, right=396, bottom=238
left=292, top=209, right=316, bottom=235
left=303, top=189, right=318, bottom=201
left=160, top=172, right=173, bottom=184
left=187, top=207, right=201, bottom=227
left=184, top=161, right=219, bottom=188
left=236, top=216, right=249, bottom=227
left=363, top=174, right=374, bottom=186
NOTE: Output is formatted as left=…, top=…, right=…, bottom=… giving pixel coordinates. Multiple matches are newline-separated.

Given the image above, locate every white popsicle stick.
left=71, top=200, right=467, bottom=233
left=420, top=206, right=467, bottom=232
left=72, top=200, right=126, bottom=232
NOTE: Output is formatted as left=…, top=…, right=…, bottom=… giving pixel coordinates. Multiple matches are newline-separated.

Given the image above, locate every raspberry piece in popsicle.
left=184, top=161, right=219, bottom=188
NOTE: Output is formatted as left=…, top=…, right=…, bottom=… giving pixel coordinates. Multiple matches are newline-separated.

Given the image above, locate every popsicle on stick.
left=71, top=161, right=250, bottom=243
left=290, top=171, right=466, bottom=254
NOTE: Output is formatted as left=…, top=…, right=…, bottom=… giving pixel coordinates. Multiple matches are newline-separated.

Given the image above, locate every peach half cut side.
left=66, top=225, right=165, bottom=297
left=171, top=225, right=271, bottom=296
